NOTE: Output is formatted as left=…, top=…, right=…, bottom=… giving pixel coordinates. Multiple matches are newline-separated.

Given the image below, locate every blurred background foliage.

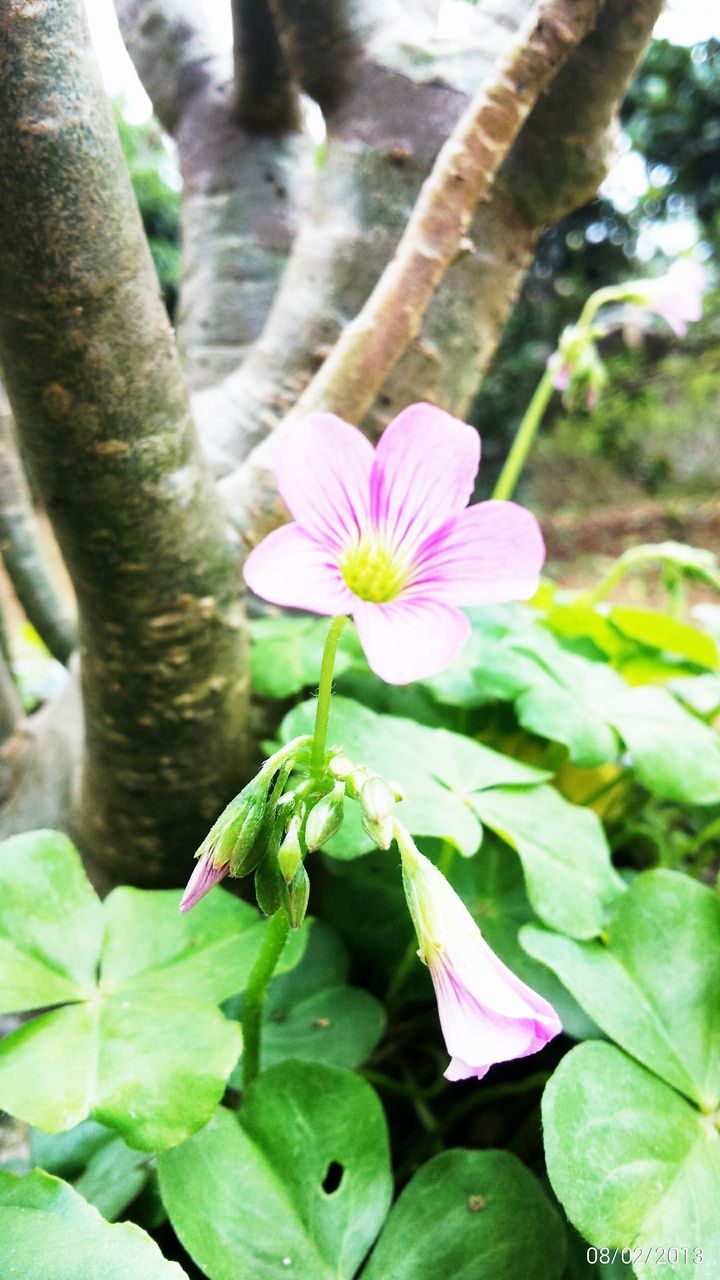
left=117, top=36, right=720, bottom=514
left=115, top=106, right=181, bottom=320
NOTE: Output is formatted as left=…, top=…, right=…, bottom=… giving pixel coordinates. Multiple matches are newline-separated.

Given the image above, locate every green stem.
left=384, top=936, right=420, bottom=1012
left=311, top=615, right=347, bottom=771
left=492, top=365, right=556, bottom=502
left=241, top=907, right=291, bottom=1092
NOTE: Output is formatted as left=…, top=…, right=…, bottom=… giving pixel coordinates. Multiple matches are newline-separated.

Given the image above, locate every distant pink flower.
left=642, top=259, right=706, bottom=337
left=397, top=825, right=562, bottom=1081
left=243, top=403, right=544, bottom=684
left=180, top=851, right=228, bottom=912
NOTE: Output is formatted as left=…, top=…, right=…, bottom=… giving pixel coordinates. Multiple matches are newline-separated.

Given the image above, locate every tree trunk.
left=0, top=0, right=662, bottom=886
left=0, top=0, right=249, bottom=886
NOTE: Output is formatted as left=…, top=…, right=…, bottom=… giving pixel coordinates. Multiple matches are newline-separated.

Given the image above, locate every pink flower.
left=180, top=851, right=228, bottom=913
left=642, top=259, right=706, bottom=337
left=243, top=403, right=545, bottom=684
left=396, top=824, right=562, bottom=1081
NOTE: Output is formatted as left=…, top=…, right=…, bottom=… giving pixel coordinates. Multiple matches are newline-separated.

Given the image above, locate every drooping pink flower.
left=641, top=258, right=706, bottom=337
left=396, top=824, right=562, bottom=1081
left=243, top=403, right=545, bottom=684
left=180, top=850, right=229, bottom=913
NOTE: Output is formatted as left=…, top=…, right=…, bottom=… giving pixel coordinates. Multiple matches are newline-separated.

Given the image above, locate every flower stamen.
left=340, top=537, right=410, bottom=603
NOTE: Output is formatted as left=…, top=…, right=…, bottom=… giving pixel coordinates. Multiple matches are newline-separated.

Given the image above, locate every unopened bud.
left=387, top=779, right=406, bottom=803
left=361, top=812, right=394, bottom=851
left=194, top=771, right=270, bottom=882
left=329, top=753, right=354, bottom=781
left=281, top=862, right=310, bottom=930
left=346, top=765, right=371, bottom=799
left=360, top=776, right=395, bottom=824
left=278, top=814, right=303, bottom=883
left=305, top=783, right=345, bottom=851
left=254, top=850, right=282, bottom=917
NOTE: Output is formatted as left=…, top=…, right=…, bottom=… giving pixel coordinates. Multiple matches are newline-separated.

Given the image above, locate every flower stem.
left=241, top=907, right=291, bottom=1092
left=311, top=615, right=347, bottom=771
left=492, top=365, right=556, bottom=503
left=385, top=935, right=420, bottom=1012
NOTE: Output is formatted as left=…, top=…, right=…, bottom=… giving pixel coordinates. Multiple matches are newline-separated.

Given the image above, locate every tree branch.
left=267, top=0, right=384, bottom=113
left=219, top=0, right=660, bottom=541
left=0, top=647, right=22, bottom=743
left=175, top=86, right=306, bottom=391
left=0, top=0, right=250, bottom=886
left=231, top=0, right=299, bottom=133
left=114, top=0, right=225, bottom=135
left=289, top=0, right=605, bottom=426
left=195, top=0, right=535, bottom=470
left=0, top=394, right=77, bottom=665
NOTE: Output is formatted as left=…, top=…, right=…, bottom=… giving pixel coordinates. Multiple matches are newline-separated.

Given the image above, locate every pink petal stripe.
left=352, top=596, right=470, bottom=684
left=409, top=500, right=545, bottom=606
left=274, top=414, right=374, bottom=552
left=370, top=404, right=480, bottom=553
left=243, top=523, right=354, bottom=615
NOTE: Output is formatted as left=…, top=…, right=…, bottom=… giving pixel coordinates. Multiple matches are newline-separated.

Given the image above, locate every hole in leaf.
left=322, top=1160, right=345, bottom=1195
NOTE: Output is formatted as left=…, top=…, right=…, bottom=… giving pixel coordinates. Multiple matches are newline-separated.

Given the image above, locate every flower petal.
left=410, top=500, right=545, bottom=605
left=180, top=853, right=229, bottom=913
left=243, top=523, right=354, bottom=614
left=370, top=403, right=480, bottom=551
left=274, top=414, right=374, bottom=551
left=431, top=962, right=542, bottom=1076
left=352, top=596, right=470, bottom=684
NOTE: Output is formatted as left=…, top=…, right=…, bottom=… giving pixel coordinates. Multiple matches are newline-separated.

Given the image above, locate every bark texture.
left=290, top=0, right=606, bottom=426
left=116, top=0, right=306, bottom=391
left=195, top=0, right=536, bottom=470
left=0, top=0, right=663, bottom=886
left=0, top=394, right=77, bottom=664
left=219, top=0, right=662, bottom=545
left=0, top=0, right=248, bottom=885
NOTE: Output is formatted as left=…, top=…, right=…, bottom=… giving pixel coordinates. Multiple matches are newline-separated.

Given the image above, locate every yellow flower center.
left=340, top=538, right=410, bottom=603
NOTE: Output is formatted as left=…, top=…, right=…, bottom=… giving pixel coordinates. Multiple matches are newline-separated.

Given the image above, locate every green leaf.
left=93, top=992, right=240, bottom=1150
left=280, top=697, right=549, bottom=859
left=0, top=1004, right=97, bottom=1133
left=0, top=994, right=240, bottom=1150
left=424, top=610, right=720, bottom=801
left=523, top=869, right=720, bottom=1110
left=609, top=685, right=720, bottom=805
left=73, top=1137, right=150, bottom=1222
left=543, top=1043, right=720, bottom=1279
left=471, top=785, right=623, bottom=939
left=608, top=606, right=719, bottom=670
left=158, top=1063, right=393, bottom=1280
left=30, top=1120, right=112, bottom=1180
left=31, top=1121, right=150, bottom=1222
left=261, top=923, right=385, bottom=1070
left=99, top=886, right=266, bottom=1003
left=361, top=1149, right=566, bottom=1280
left=0, top=831, right=103, bottom=1013
left=510, top=643, right=623, bottom=768
left=0, top=833, right=311, bottom=1151
left=0, top=1169, right=187, bottom=1278
left=426, top=617, right=623, bottom=767
left=250, top=615, right=355, bottom=697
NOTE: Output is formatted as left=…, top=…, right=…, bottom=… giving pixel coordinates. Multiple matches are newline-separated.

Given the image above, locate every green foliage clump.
left=115, top=107, right=181, bottom=319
